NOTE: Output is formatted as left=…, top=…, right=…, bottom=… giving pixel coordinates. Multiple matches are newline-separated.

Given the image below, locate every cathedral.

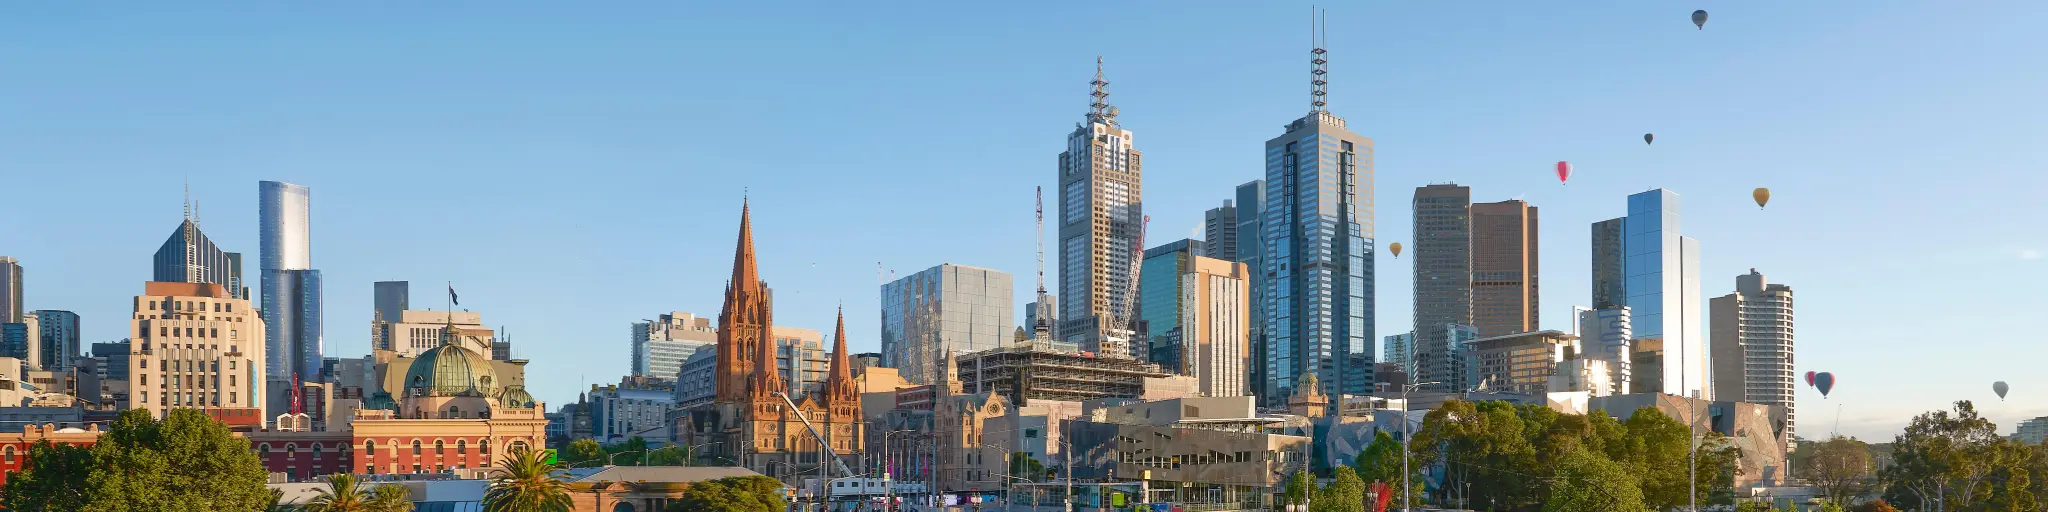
left=687, top=199, right=862, bottom=480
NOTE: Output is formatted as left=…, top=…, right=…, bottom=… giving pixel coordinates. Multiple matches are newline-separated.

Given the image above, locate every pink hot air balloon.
left=1556, top=161, right=1572, bottom=184
left=1805, top=371, right=1815, bottom=387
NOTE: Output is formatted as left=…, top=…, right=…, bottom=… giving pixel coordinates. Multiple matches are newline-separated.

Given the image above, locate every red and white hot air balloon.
left=1556, top=161, right=1572, bottom=184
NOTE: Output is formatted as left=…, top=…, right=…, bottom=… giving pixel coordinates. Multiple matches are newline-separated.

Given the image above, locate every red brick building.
left=0, top=424, right=103, bottom=487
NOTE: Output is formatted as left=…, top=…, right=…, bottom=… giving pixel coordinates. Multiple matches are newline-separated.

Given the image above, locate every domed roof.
left=403, top=344, right=500, bottom=398
left=499, top=385, right=537, bottom=409
left=365, top=391, right=398, bottom=411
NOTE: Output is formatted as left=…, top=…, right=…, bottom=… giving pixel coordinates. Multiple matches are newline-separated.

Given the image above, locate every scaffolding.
left=958, top=341, right=1172, bottom=404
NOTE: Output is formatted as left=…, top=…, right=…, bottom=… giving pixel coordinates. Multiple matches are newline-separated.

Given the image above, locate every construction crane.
left=1033, top=187, right=1052, bottom=339
left=1101, top=215, right=1148, bottom=358
left=772, top=391, right=856, bottom=478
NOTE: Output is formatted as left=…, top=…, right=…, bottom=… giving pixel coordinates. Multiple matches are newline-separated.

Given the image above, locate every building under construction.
left=957, top=339, right=1173, bottom=405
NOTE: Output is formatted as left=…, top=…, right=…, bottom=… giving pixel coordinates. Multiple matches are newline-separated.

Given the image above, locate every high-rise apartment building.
left=632, top=312, right=717, bottom=382
left=1203, top=202, right=1238, bottom=262
left=373, top=281, right=410, bottom=322
left=2018, top=417, right=2048, bottom=445
left=1417, top=323, right=1480, bottom=392
left=1138, top=239, right=1202, bottom=370
left=1233, top=180, right=1267, bottom=396
left=0, top=257, right=19, bottom=323
left=152, top=205, right=248, bottom=300
left=1261, top=33, right=1375, bottom=401
left=30, top=310, right=78, bottom=371
left=1179, top=256, right=1250, bottom=397
left=1591, top=189, right=1705, bottom=398
left=1471, top=200, right=1539, bottom=337
left=1056, top=58, right=1145, bottom=356
left=880, top=264, right=1015, bottom=385
left=774, top=326, right=832, bottom=401
left=0, top=320, right=33, bottom=369
left=1382, top=332, right=1413, bottom=376
left=259, top=181, right=323, bottom=384
left=1712, top=269, right=1795, bottom=439
left=126, top=282, right=268, bottom=418
left=1412, top=184, right=1471, bottom=393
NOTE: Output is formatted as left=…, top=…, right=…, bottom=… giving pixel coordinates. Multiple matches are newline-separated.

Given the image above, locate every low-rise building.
left=956, top=339, right=1173, bottom=405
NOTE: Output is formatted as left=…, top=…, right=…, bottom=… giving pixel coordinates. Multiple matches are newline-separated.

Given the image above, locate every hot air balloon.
left=1644, top=133, right=1655, bottom=145
left=1814, top=372, right=1835, bottom=398
left=1753, top=188, right=1771, bottom=208
left=1995, top=381, right=2010, bottom=400
left=1805, top=371, right=1815, bottom=387
left=1692, top=10, right=1709, bottom=30
left=1556, top=161, right=1572, bottom=184
left=1389, top=242, right=1403, bottom=258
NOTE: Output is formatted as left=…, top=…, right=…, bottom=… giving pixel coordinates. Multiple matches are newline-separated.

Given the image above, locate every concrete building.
left=880, top=264, right=1014, bottom=385
left=1179, top=256, right=1250, bottom=397
left=1138, top=239, right=1202, bottom=370
left=674, top=348, right=716, bottom=410
left=1583, top=393, right=1789, bottom=487
left=1064, top=396, right=1309, bottom=509
left=152, top=206, right=249, bottom=300
left=1412, top=184, right=1472, bottom=394
left=1549, top=358, right=1616, bottom=396
left=1466, top=330, right=1576, bottom=396
left=260, top=181, right=323, bottom=390
left=1417, top=323, right=1481, bottom=392
left=586, top=376, right=676, bottom=442
left=631, top=312, right=717, bottom=382
left=1595, top=189, right=1706, bottom=398
left=776, top=326, right=830, bottom=401
left=373, top=310, right=494, bottom=358
left=373, top=281, right=409, bottom=322
left=126, top=281, right=268, bottom=419
left=1203, top=201, right=1238, bottom=262
left=30, top=310, right=79, bottom=371
left=1056, top=59, right=1145, bottom=356
left=957, top=339, right=1174, bottom=405
left=92, top=341, right=131, bottom=381
left=0, top=257, right=18, bottom=323
left=1712, top=269, right=1797, bottom=440
left=1233, top=180, right=1267, bottom=398
left=1471, top=200, right=1539, bottom=337
left=2017, top=416, right=2048, bottom=445
left=1262, top=47, right=1377, bottom=401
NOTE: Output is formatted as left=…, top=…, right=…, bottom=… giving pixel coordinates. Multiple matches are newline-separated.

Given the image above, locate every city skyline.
left=4, top=2, right=2046, bottom=440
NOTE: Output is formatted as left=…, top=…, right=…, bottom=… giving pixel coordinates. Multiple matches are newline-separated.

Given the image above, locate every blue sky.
left=3, top=2, right=2043, bottom=440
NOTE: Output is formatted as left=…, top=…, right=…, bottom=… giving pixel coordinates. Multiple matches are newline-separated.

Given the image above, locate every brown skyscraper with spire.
left=693, top=199, right=862, bottom=480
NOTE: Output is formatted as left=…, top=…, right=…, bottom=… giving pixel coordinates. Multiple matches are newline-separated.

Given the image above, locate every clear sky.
left=3, top=2, right=2043, bottom=441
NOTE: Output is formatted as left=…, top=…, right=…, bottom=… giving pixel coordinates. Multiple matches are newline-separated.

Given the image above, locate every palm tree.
left=366, top=484, right=412, bottom=512
left=305, top=473, right=372, bottom=511
left=483, top=446, right=575, bottom=512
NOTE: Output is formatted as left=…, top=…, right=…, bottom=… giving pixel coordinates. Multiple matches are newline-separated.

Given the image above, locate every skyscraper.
left=1590, top=218, right=1626, bottom=309
left=1056, top=58, right=1144, bottom=357
left=1712, top=269, right=1795, bottom=439
left=632, top=312, right=717, bottom=381
left=0, top=257, right=19, bottom=323
left=1412, top=184, right=1471, bottom=392
left=1578, top=306, right=1634, bottom=395
left=1234, top=180, right=1267, bottom=395
left=259, top=181, right=322, bottom=383
left=880, top=263, right=1015, bottom=385
left=1180, top=256, right=1250, bottom=397
left=1595, top=189, right=1706, bottom=398
left=127, top=281, right=268, bottom=418
left=152, top=201, right=247, bottom=300
left=1262, top=26, right=1375, bottom=401
left=1471, top=199, right=1539, bottom=337
left=373, top=281, right=410, bottom=322
left=1203, top=201, right=1238, bottom=262
left=1138, top=239, right=1202, bottom=370
left=30, top=310, right=79, bottom=371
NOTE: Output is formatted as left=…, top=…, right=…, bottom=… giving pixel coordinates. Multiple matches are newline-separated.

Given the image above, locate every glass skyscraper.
left=153, top=216, right=247, bottom=300
left=1233, top=180, right=1266, bottom=396
left=260, top=181, right=323, bottom=383
left=1262, top=107, right=1375, bottom=401
left=1596, top=189, right=1705, bottom=398
left=880, top=264, right=1014, bottom=385
left=1138, top=239, right=1202, bottom=372
left=31, top=309, right=79, bottom=371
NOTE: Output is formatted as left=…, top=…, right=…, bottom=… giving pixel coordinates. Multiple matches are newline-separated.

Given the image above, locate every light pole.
left=1399, top=381, right=1440, bottom=512
left=687, top=441, right=726, bottom=467
left=609, top=450, right=647, bottom=467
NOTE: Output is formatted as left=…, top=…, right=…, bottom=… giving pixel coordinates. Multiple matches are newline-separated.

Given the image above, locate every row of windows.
left=148, top=300, right=234, bottom=313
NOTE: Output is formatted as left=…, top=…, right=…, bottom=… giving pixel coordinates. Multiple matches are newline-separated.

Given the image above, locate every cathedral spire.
left=731, top=198, right=760, bottom=293
left=827, top=306, right=856, bottom=402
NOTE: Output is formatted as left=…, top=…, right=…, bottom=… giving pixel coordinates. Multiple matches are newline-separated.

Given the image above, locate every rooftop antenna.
left=1311, top=6, right=1329, bottom=113
left=1088, top=56, right=1117, bottom=126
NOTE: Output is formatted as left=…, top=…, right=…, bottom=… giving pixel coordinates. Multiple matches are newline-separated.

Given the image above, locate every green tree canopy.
left=1807, top=436, right=1874, bottom=505
left=669, top=475, right=788, bottom=512
left=1284, top=470, right=1310, bottom=506
left=1544, top=447, right=1644, bottom=512
left=560, top=438, right=605, bottom=467
left=83, top=408, right=275, bottom=512
left=482, top=446, right=574, bottom=512
left=1880, top=400, right=2017, bottom=510
left=1310, top=467, right=1366, bottom=512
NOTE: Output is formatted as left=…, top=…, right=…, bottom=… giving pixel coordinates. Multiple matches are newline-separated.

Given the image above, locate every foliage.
left=1543, top=447, right=1644, bottom=512
left=1807, top=436, right=1874, bottom=505
left=1813, top=499, right=1847, bottom=512
left=1879, top=400, right=2026, bottom=511
left=1735, top=500, right=1773, bottom=512
left=306, top=473, right=372, bottom=511
left=0, top=439, right=97, bottom=512
left=646, top=445, right=690, bottom=466
left=560, top=438, right=605, bottom=467
left=607, top=436, right=651, bottom=466
left=1404, top=399, right=1740, bottom=511
left=482, top=446, right=574, bottom=512
left=1010, top=452, right=1045, bottom=483
left=82, top=408, right=275, bottom=511
left=668, top=476, right=788, bottom=512
left=1351, top=430, right=1422, bottom=506
left=367, top=484, right=413, bottom=512
left=1309, top=467, right=1366, bottom=512
left=1284, top=470, right=1310, bottom=506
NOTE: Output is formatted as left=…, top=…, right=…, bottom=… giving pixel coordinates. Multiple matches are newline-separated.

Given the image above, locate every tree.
left=306, top=473, right=374, bottom=512
left=607, top=436, right=651, bottom=466
left=669, top=476, right=789, bottom=512
left=0, top=439, right=97, bottom=512
left=1310, top=467, right=1366, bottom=512
left=1284, top=471, right=1311, bottom=507
left=646, top=445, right=690, bottom=467
left=83, top=408, right=275, bottom=511
left=1545, top=447, right=1644, bottom=512
left=1009, top=452, right=1045, bottom=483
left=482, top=446, right=574, bottom=512
left=1881, top=401, right=2005, bottom=510
left=1352, top=431, right=1421, bottom=506
left=1807, top=436, right=1874, bottom=505
left=367, top=484, right=413, bottom=512
left=560, top=438, right=605, bottom=467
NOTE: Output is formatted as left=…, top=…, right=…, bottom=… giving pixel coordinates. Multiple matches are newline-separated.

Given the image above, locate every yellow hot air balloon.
left=1753, top=188, right=1771, bottom=208
left=1389, top=242, right=1403, bottom=258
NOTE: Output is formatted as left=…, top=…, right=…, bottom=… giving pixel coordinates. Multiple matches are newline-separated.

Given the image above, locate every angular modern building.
left=0, top=257, right=19, bottom=323
left=1261, top=34, right=1375, bottom=402
left=1411, top=184, right=1471, bottom=393
left=1056, top=58, right=1145, bottom=357
left=259, top=181, right=323, bottom=386
left=1592, top=189, right=1706, bottom=398
left=632, top=312, right=717, bottom=382
left=30, top=310, right=78, bottom=371
left=1711, top=269, right=1795, bottom=440
left=879, top=263, right=1014, bottom=385
left=1471, top=199, right=1539, bottom=338
left=1138, top=239, right=1202, bottom=370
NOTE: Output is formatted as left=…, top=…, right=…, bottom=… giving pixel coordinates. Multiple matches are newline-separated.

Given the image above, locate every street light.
left=609, top=450, right=647, bottom=467
left=1399, top=381, right=1441, bottom=512
left=687, top=441, right=726, bottom=467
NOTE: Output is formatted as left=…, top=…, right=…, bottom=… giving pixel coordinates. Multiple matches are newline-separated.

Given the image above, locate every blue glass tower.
left=1261, top=92, right=1375, bottom=399
left=1597, top=189, right=1705, bottom=398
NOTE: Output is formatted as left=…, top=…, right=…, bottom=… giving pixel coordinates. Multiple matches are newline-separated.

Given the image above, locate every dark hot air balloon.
left=1389, top=242, right=1403, bottom=258
left=1805, top=371, right=1815, bottom=387
left=1814, top=372, right=1835, bottom=398
left=1556, top=161, right=1572, bottom=184
left=1644, top=133, right=1655, bottom=145
left=1692, top=10, right=1709, bottom=30
left=1995, top=381, right=2010, bottom=400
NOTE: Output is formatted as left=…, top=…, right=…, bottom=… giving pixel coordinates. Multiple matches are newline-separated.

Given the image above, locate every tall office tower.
left=1593, top=189, right=1705, bottom=398
left=1138, top=239, right=1203, bottom=370
left=1234, top=180, right=1267, bottom=396
left=1180, top=256, right=1250, bottom=397
left=259, top=181, right=322, bottom=383
left=0, top=257, right=19, bottom=323
left=632, top=312, right=718, bottom=381
left=880, top=263, right=1015, bottom=385
left=1712, top=269, right=1796, bottom=439
left=1023, top=295, right=1057, bottom=340
left=1203, top=201, right=1238, bottom=261
left=152, top=201, right=248, bottom=300
left=373, top=281, right=410, bottom=322
left=1262, top=25, right=1375, bottom=401
left=1382, top=332, right=1413, bottom=375
left=0, top=319, right=34, bottom=369
left=1471, top=200, right=1539, bottom=337
left=30, top=310, right=79, bottom=371
left=1412, top=184, right=1472, bottom=392
left=1578, top=306, right=1634, bottom=395
left=127, top=282, right=268, bottom=418
left=1056, top=58, right=1145, bottom=356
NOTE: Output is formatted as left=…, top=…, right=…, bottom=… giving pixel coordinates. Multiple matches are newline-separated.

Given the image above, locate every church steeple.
left=826, top=307, right=857, bottom=402
left=718, top=198, right=778, bottom=402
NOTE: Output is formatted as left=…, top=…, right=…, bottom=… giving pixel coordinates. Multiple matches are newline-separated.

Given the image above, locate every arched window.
left=480, top=438, right=491, bottom=454
left=456, top=439, right=467, bottom=454
left=4, top=446, right=14, bottom=463
left=448, top=406, right=461, bottom=419
left=312, top=444, right=323, bottom=459
left=259, top=443, right=272, bottom=457
left=285, top=443, right=297, bottom=459
left=364, top=439, right=377, bottom=455
left=412, top=440, right=423, bottom=455
left=435, top=440, right=445, bottom=455
left=509, top=440, right=529, bottom=454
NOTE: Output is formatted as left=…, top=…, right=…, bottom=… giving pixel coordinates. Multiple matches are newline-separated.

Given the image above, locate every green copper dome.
left=365, top=391, right=398, bottom=411
left=402, top=344, right=500, bottom=398
left=499, top=385, right=537, bottom=409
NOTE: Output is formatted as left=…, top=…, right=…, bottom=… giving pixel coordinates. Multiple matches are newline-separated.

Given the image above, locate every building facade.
left=126, top=282, right=268, bottom=419
left=1233, top=180, right=1267, bottom=398
left=1204, top=201, right=1238, bottom=262
left=2018, top=417, right=2048, bottom=445
left=587, top=376, right=677, bottom=442
left=1024, top=295, right=1057, bottom=341
left=1471, top=200, right=1538, bottom=337
left=30, top=310, right=78, bottom=371
left=957, top=339, right=1173, bottom=405
left=880, top=264, right=1014, bottom=385
left=152, top=209, right=248, bottom=300
left=1056, top=59, right=1144, bottom=356
left=1261, top=66, right=1376, bottom=401
left=260, top=181, right=323, bottom=388
left=374, top=281, right=409, bottom=322
left=1382, top=332, right=1413, bottom=376
left=1417, top=323, right=1480, bottom=392
left=1466, top=330, right=1576, bottom=396
left=1603, top=189, right=1706, bottom=398
left=0, top=319, right=33, bottom=371
left=1412, top=184, right=1472, bottom=393
left=1179, top=256, right=1250, bottom=397
left=1578, top=307, right=1634, bottom=395
left=1711, top=269, right=1796, bottom=440
left=0, top=257, right=19, bottom=323
left=632, top=312, right=717, bottom=382
left=1138, top=239, right=1202, bottom=370
left=373, top=310, right=494, bottom=358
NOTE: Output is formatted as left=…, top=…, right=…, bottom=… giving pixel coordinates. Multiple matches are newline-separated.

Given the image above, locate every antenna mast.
left=1311, top=7, right=1329, bottom=113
